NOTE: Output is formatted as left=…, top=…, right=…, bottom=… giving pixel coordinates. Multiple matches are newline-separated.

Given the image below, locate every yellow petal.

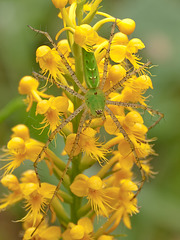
left=70, top=225, right=84, bottom=239
left=120, top=179, right=138, bottom=192
left=7, top=137, right=26, bottom=154
left=87, top=176, right=103, bottom=190
left=51, top=96, right=69, bottom=112
left=74, top=24, right=100, bottom=51
left=112, top=32, right=129, bottom=45
left=52, top=0, right=68, bottom=9
left=78, top=217, right=93, bottom=234
left=124, top=111, right=144, bottom=128
left=117, top=18, right=136, bottom=35
left=135, top=75, right=153, bottom=89
left=64, top=133, right=81, bottom=156
left=18, top=76, right=39, bottom=95
left=39, top=226, right=61, bottom=240
left=57, top=39, right=71, bottom=57
left=127, top=38, right=145, bottom=53
left=1, top=174, right=20, bottom=191
left=123, top=213, right=132, bottom=229
left=104, top=115, right=120, bottom=135
left=110, top=45, right=126, bottom=63
left=133, top=123, right=148, bottom=135
left=118, top=139, right=131, bottom=157
left=82, top=127, right=97, bottom=138
left=11, top=124, right=30, bottom=141
left=36, top=100, right=50, bottom=115
left=108, top=64, right=126, bottom=84
left=25, top=140, right=44, bottom=162
left=36, top=45, right=51, bottom=59
left=98, top=235, right=114, bottom=240
left=70, top=179, right=88, bottom=197
left=20, top=170, right=38, bottom=184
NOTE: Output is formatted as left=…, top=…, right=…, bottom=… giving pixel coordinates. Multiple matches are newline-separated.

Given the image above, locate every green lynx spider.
left=28, top=23, right=163, bottom=235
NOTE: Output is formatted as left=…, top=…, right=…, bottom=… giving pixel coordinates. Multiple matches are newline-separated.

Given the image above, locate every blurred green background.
left=0, top=0, right=180, bottom=239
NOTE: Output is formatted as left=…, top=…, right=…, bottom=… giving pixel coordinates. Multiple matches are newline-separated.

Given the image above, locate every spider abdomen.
left=82, top=48, right=100, bottom=89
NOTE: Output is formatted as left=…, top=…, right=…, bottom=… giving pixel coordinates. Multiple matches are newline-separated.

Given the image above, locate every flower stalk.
left=0, top=1, right=163, bottom=239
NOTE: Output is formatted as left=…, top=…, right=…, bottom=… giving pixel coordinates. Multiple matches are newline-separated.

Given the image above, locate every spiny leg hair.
left=106, top=100, right=164, bottom=130
left=31, top=105, right=87, bottom=236
left=34, top=103, right=85, bottom=187
left=28, top=25, right=87, bottom=94
left=32, top=71, right=85, bottom=101
left=105, top=105, right=146, bottom=198
left=105, top=61, right=151, bottom=97
left=100, top=20, right=116, bottom=90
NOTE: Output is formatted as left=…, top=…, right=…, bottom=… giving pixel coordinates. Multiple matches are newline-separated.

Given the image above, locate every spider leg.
left=100, top=20, right=116, bottom=90
left=34, top=103, right=85, bottom=187
left=105, top=61, right=151, bottom=97
left=28, top=25, right=87, bottom=94
left=106, top=100, right=164, bottom=130
left=31, top=105, right=87, bottom=237
left=33, top=71, right=85, bottom=100
left=105, top=105, right=145, bottom=199
left=83, top=114, right=93, bottom=131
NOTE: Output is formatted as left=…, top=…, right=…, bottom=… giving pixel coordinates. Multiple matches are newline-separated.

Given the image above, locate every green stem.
left=47, top=149, right=67, bottom=171
left=77, top=202, right=91, bottom=218
left=70, top=42, right=84, bottom=223
left=73, top=44, right=84, bottom=86
left=61, top=8, right=74, bottom=28
left=53, top=165, right=71, bottom=188
left=71, top=155, right=82, bottom=223
left=79, top=155, right=96, bottom=172
left=72, top=43, right=83, bottom=133
left=58, top=190, right=73, bottom=204
left=93, top=212, right=117, bottom=239
left=51, top=197, right=70, bottom=226
left=62, top=125, right=72, bottom=137
left=97, top=156, right=117, bottom=179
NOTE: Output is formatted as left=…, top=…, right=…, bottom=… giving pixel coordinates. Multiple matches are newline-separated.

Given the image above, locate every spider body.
left=82, top=48, right=106, bottom=117
left=27, top=24, right=163, bottom=236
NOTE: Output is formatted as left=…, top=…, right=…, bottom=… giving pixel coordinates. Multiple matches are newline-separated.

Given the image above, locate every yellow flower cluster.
left=0, top=0, right=163, bottom=239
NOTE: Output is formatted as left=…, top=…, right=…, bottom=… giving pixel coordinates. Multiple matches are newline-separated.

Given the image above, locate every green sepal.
left=53, top=165, right=71, bottom=189
left=76, top=0, right=86, bottom=25
left=81, top=0, right=103, bottom=25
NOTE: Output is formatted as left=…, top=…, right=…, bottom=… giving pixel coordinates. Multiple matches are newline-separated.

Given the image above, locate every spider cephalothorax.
left=85, top=88, right=106, bottom=117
